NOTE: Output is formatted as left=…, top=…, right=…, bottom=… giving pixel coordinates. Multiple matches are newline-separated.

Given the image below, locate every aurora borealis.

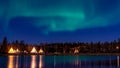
left=0, top=0, right=120, bottom=43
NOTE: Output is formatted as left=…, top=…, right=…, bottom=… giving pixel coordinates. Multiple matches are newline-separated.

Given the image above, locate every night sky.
left=0, top=0, right=120, bottom=43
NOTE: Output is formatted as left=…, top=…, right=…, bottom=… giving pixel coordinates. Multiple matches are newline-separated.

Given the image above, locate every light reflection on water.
left=39, top=55, right=43, bottom=68
left=31, top=55, right=36, bottom=68
left=15, top=56, right=19, bottom=68
left=3, top=55, right=120, bottom=68
left=117, top=56, right=119, bottom=67
left=8, top=56, right=14, bottom=68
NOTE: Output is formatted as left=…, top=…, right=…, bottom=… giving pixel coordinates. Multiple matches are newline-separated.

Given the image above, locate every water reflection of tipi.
left=31, top=47, right=37, bottom=53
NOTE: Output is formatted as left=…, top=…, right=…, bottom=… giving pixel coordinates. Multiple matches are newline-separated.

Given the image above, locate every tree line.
left=0, top=37, right=120, bottom=54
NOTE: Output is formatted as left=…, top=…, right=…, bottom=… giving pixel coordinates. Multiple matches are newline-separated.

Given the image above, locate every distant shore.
left=0, top=53, right=120, bottom=56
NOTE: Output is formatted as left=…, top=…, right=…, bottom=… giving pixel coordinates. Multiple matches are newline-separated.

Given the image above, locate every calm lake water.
left=0, top=55, right=119, bottom=68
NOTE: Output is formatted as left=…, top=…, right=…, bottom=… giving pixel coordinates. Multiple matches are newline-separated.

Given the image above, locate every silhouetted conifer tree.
left=2, top=37, right=7, bottom=46
left=0, top=37, right=8, bottom=53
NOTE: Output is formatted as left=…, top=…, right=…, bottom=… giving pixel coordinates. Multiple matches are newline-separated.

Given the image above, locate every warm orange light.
left=8, top=47, right=15, bottom=53
left=8, top=56, right=14, bottom=68
left=74, top=49, right=79, bottom=54
left=31, top=47, right=37, bottom=53
left=39, top=49, right=44, bottom=54
left=116, top=46, right=119, bottom=49
left=16, top=49, right=20, bottom=53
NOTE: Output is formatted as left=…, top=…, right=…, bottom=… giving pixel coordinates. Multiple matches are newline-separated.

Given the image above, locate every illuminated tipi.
left=39, top=48, right=44, bottom=54
left=31, top=47, right=37, bottom=53
left=16, top=49, right=20, bottom=53
left=8, top=47, right=15, bottom=53
left=24, top=50, right=28, bottom=53
left=74, top=48, right=79, bottom=54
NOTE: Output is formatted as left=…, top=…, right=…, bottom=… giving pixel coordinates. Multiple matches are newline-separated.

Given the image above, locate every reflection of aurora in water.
left=0, top=55, right=119, bottom=68
left=44, top=56, right=117, bottom=63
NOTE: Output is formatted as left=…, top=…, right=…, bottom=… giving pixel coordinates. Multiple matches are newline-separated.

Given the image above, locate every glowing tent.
left=39, top=48, right=44, bottom=54
left=16, top=49, right=20, bottom=53
left=31, top=47, right=37, bottom=53
left=24, top=50, right=28, bottom=53
left=8, top=47, right=15, bottom=53
left=74, top=49, right=79, bottom=54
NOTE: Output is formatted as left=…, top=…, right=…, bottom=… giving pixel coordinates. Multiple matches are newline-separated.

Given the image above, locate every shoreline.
left=1, top=53, right=120, bottom=56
